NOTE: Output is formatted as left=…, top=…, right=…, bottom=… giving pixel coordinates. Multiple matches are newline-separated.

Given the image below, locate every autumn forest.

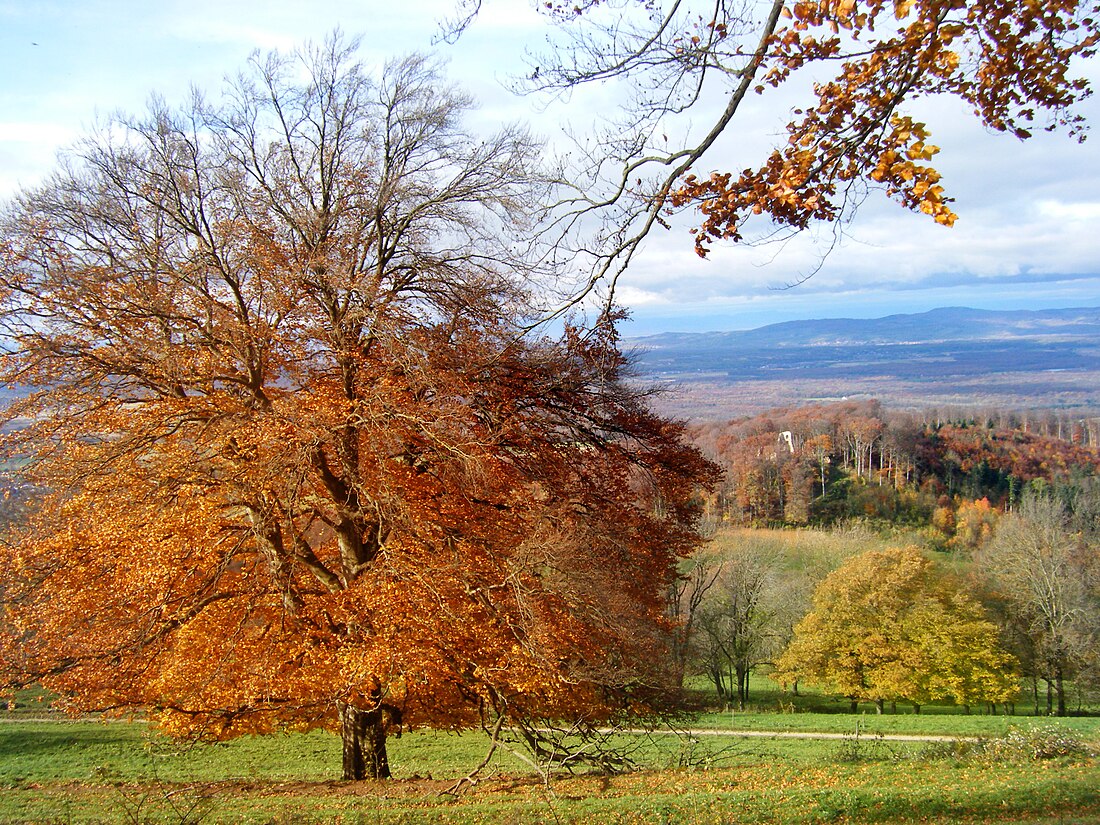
left=674, top=399, right=1100, bottom=718
left=687, top=399, right=1100, bottom=531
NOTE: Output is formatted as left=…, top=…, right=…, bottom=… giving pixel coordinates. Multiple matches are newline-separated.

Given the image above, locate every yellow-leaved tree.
left=772, top=546, right=1017, bottom=712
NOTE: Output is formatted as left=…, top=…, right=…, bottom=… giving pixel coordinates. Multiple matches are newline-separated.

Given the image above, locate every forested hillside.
left=678, top=400, right=1100, bottom=716
left=687, top=400, right=1100, bottom=540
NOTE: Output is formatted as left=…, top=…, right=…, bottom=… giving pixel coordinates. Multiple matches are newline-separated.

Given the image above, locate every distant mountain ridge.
left=625, top=306, right=1100, bottom=418
left=631, top=306, right=1100, bottom=352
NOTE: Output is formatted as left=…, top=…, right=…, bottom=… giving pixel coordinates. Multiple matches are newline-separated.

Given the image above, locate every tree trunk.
left=709, top=661, right=726, bottom=700
left=713, top=665, right=726, bottom=699
left=339, top=703, right=391, bottom=780
left=1055, top=668, right=1066, bottom=717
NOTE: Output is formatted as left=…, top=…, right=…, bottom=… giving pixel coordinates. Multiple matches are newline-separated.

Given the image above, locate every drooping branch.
left=448, top=0, right=1098, bottom=313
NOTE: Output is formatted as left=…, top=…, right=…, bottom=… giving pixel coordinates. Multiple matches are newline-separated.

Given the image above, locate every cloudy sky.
left=2, top=1, right=1097, bottom=335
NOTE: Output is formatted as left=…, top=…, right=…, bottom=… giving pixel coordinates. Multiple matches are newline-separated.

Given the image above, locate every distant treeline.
left=687, top=400, right=1100, bottom=536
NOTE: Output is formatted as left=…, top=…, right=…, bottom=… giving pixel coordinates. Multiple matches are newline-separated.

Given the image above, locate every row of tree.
left=687, top=401, right=1100, bottom=530
left=924, top=408, right=1100, bottom=449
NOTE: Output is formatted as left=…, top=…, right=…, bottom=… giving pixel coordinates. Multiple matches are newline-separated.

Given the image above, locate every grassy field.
left=4, top=511, right=1097, bottom=825
left=1, top=712, right=1097, bottom=824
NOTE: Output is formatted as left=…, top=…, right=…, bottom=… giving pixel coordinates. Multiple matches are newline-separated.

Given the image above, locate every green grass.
left=1, top=714, right=1097, bottom=824
left=0, top=722, right=535, bottom=785
left=5, top=679, right=1098, bottom=824
left=0, top=722, right=335, bottom=784
left=689, top=709, right=1100, bottom=739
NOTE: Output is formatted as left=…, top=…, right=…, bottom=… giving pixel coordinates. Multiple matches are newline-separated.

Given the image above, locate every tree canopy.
left=0, top=37, right=717, bottom=780
left=685, top=401, right=1100, bottom=529
left=773, top=546, right=1018, bottom=710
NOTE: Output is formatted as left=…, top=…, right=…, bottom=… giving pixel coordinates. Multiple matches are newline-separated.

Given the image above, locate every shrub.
left=921, top=724, right=1095, bottom=764
left=985, top=725, right=1095, bottom=761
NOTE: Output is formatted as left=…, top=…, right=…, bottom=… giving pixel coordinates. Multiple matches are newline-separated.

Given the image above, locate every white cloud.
left=1035, top=200, right=1100, bottom=222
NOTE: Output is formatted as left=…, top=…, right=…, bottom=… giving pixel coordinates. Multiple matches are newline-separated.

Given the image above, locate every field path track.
left=0, top=716, right=983, bottom=742
left=627, top=728, right=979, bottom=743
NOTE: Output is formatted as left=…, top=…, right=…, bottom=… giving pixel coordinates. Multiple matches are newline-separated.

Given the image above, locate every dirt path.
left=0, top=715, right=977, bottom=742
left=666, top=728, right=974, bottom=742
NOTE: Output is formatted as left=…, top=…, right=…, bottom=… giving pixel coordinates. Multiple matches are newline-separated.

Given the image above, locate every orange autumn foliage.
left=670, top=0, right=1097, bottom=253
left=495, top=0, right=1097, bottom=272
left=0, top=39, right=717, bottom=780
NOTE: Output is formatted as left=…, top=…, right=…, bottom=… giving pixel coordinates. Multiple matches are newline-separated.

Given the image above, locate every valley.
left=627, top=306, right=1100, bottom=419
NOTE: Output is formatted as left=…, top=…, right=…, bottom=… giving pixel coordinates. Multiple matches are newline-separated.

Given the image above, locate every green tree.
left=773, top=546, right=1017, bottom=712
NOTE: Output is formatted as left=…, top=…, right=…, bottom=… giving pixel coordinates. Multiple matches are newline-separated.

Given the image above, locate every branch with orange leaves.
left=449, top=0, right=1097, bottom=298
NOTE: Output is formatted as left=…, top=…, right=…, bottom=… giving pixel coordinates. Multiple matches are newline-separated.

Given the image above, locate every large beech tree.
left=0, top=37, right=716, bottom=780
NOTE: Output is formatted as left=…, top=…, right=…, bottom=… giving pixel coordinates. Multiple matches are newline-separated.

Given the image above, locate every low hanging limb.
left=511, top=716, right=641, bottom=777
left=443, top=711, right=509, bottom=796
